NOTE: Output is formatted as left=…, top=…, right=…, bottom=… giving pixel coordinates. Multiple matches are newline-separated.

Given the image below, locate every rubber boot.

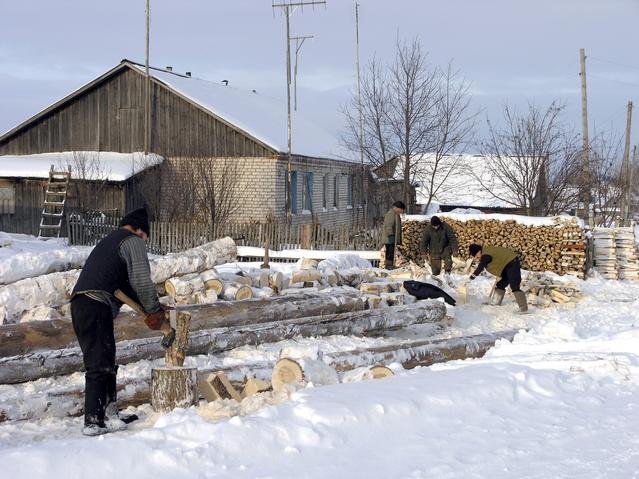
left=491, top=288, right=505, bottom=306
left=513, top=291, right=529, bottom=314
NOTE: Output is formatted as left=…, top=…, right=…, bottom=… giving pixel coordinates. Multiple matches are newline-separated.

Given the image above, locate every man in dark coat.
left=71, top=207, right=167, bottom=436
left=380, top=201, right=405, bottom=269
left=468, top=243, right=528, bottom=313
left=421, top=216, right=458, bottom=275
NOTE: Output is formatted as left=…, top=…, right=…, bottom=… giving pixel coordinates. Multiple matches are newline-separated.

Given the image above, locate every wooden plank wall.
left=0, top=67, right=276, bottom=159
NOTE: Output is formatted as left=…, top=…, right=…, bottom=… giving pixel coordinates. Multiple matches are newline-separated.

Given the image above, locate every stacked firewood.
left=522, top=272, right=582, bottom=307
left=400, top=217, right=586, bottom=277
left=615, top=227, right=639, bottom=280
left=593, top=228, right=618, bottom=279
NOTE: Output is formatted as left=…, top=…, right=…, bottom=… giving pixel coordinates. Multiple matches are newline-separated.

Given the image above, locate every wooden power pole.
left=272, top=1, right=326, bottom=223
left=144, top=0, right=151, bottom=155
left=620, top=101, right=634, bottom=226
left=579, top=48, right=592, bottom=227
left=355, top=3, right=368, bottom=227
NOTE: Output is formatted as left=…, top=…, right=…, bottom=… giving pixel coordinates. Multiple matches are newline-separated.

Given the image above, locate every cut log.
left=150, top=366, right=198, bottom=412
left=342, top=365, right=394, bottom=383
left=200, top=269, right=224, bottom=295
left=271, top=358, right=304, bottom=391
left=290, top=270, right=322, bottom=284
left=165, top=312, right=191, bottom=367
left=0, top=291, right=367, bottom=383
left=365, top=295, right=383, bottom=309
left=370, top=365, right=394, bottom=379
left=165, top=273, right=204, bottom=297
left=268, top=272, right=284, bottom=292
left=1, top=330, right=517, bottom=422
left=219, top=273, right=252, bottom=287
left=242, top=378, right=272, bottom=398
left=222, top=283, right=254, bottom=301
left=198, top=371, right=242, bottom=402
left=272, top=357, right=339, bottom=392
left=299, top=258, right=319, bottom=270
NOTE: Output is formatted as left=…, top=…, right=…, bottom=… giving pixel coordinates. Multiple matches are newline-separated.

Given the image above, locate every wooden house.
left=0, top=60, right=367, bottom=234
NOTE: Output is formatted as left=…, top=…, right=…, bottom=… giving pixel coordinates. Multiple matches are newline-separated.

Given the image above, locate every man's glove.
left=144, top=310, right=166, bottom=330
left=469, top=274, right=476, bottom=281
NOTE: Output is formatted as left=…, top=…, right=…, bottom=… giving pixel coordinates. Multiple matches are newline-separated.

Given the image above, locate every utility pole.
left=579, top=48, right=592, bottom=227
left=292, top=35, right=314, bottom=111
left=355, top=2, right=368, bottom=227
left=144, top=0, right=151, bottom=155
left=273, top=1, right=326, bottom=223
left=620, top=101, right=634, bottom=226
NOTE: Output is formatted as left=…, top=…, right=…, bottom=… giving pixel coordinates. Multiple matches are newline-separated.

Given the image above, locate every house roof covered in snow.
left=376, top=153, right=533, bottom=210
left=0, top=152, right=163, bottom=181
left=0, top=60, right=348, bottom=162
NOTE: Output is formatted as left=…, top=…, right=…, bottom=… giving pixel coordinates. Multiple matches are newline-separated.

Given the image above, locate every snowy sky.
left=1, top=0, right=638, bottom=148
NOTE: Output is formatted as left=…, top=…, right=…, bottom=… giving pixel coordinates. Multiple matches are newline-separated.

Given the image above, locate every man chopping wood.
left=71, top=207, right=167, bottom=436
left=380, top=201, right=406, bottom=269
left=468, top=243, right=528, bottom=313
left=421, top=216, right=458, bottom=276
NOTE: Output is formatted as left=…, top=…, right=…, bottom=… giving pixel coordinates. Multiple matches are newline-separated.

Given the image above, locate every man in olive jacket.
left=380, top=201, right=406, bottom=269
left=468, top=243, right=528, bottom=313
left=421, top=216, right=458, bottom=275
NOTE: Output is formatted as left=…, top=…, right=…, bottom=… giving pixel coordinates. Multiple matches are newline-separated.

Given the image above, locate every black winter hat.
left=119, top=207, right=150, bottom=237
left=469, top=243, right=482, bottom=256
left=393, top=201, right=406, bottom=210
left=431, top=216, right=442, bottom=226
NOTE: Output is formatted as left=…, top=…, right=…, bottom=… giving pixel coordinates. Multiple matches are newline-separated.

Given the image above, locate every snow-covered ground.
left=1, top=271, right=638, bottom=478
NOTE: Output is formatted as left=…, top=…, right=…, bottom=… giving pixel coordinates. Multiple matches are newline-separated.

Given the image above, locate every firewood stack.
left=522, top=272, right=582, bottom=308
left=593, top=229, right=617, bottom=279
left=614, top=227, right=639, bottom=280
left=400, top=217, right=586, bottom=277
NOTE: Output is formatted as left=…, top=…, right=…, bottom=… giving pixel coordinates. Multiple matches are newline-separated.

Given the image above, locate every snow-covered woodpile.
left=400, top=216, right=586, bottom=277
left=522, top=272, right=582, bottom=307
left=615, top=228, right=639, bottom=280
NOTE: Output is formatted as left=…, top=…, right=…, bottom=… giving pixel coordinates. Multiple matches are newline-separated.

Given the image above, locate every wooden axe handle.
left=114, top=289, right=172, bottom=334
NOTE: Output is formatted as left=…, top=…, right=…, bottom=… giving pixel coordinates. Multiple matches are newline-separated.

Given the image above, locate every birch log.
left=222, top=283, right=254, bottom=301
left=0, top=296, right=439, bottom=384
left=1, top=330, right=518, bottom=422
left=0, top=237, right=237, bottom=324
left=271, top=357, right=339, bottom=391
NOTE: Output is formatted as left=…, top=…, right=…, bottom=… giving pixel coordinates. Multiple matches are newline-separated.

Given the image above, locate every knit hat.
left=119, top=207, right=150, bottom=237
left=431, top=216, right=442, bottom=227
left=469, top=244, right=482, bottom=256
left=393, top=201, right=406, bottom=210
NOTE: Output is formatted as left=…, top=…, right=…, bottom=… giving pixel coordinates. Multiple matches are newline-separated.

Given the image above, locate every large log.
left=0, top=291, right=368, bottom=384
left=0, top=330, right=517, bottom=422
left=0, top=237, right=237, bottom=324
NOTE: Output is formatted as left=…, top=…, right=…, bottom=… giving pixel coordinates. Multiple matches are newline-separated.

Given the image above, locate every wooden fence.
left=67, top=213, right=382, bottom=254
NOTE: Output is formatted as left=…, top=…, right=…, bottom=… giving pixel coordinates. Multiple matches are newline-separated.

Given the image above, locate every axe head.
left=161, top=327, right=176, bottom=348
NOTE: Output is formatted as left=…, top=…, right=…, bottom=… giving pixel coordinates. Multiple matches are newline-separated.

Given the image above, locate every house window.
left=347, top=174, right=353, bottom=207
left=303, top=172, right=314, bottom=213
left=322, top=174, right=328, bottom=209
left=333, top=175, right=339, bottom=207
left=284, top=170, right=298, bottom=214
left=0, top=182, right=15, bottom=215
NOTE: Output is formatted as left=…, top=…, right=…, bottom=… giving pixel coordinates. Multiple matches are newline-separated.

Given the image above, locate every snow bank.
left=0, top=233, right=92, bottom=285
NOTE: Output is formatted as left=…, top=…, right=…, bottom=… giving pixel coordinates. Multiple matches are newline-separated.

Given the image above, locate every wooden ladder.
left=39, top=165, right=71, bottom=238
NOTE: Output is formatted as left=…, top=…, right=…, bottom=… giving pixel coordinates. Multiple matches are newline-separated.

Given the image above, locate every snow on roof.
left=0, top=152, right=163, bottom=181
left=130, top=64, right=346, bottom=161
left=383, top=154, right=529, bottom=209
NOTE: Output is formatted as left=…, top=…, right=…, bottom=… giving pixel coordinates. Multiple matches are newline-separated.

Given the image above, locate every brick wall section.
left=158, top=156, right=367, bottom=227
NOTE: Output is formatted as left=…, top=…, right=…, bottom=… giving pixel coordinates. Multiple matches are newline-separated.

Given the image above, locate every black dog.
left=403, top=280, right=456, bottom=306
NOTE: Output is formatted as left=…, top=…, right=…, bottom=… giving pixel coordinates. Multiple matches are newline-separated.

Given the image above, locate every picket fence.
left=67, top=213, right=381, bottom=255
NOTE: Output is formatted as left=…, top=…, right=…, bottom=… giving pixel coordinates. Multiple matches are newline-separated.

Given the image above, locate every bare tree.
left=62, top=152, right=110, bottom=213
left=589, top=131, right=624, bottom=227
left=342, top=39, right=475, bottom=215
left=480, top=101, right=580, bottom=215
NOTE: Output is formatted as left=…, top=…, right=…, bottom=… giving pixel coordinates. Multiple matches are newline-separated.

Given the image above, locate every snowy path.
left=1, top=276, right=638, bottom=478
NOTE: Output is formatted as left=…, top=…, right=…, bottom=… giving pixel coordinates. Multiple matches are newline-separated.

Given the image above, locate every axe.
left=114, top=289, right=176, bottom=348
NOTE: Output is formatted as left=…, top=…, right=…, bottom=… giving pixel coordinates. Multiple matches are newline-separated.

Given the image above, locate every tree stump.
left=150, top=367, right=198, bottom=412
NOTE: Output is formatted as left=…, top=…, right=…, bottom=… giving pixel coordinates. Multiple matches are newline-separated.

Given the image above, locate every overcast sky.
left=1, top=0, right=638, bottom=149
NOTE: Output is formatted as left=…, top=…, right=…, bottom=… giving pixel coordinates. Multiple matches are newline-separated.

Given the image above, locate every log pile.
left=593, top=228, right=617, bottom=279
left=522, top=272, right=582, bottom=307
left=615, top=227, right=639, bottom=280
left=400, top=216, right=586, bottom=277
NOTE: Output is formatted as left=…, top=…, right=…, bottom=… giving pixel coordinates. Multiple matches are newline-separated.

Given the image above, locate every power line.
left=589, top=56, right=639, bottom=72
left=588, top=73, right=639, bottom=88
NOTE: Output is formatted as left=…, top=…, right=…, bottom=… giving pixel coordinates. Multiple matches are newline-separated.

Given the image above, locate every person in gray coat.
left=421, top=215, right=458, bottom=275
left=380, top=201, right=406, bottom=269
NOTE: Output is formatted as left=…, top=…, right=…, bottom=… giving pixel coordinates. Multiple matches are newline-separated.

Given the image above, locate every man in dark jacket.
left=421, top=216, right=458, bottom=275
left=380, top=201, right=405, bottom=269
left=468, top=243, right=528, bottom=313
left=71, top=207, right=167, bottom=436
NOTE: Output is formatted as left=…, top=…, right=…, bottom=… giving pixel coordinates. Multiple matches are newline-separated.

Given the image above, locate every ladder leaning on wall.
left=39, top=165, right=71, bottom=238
